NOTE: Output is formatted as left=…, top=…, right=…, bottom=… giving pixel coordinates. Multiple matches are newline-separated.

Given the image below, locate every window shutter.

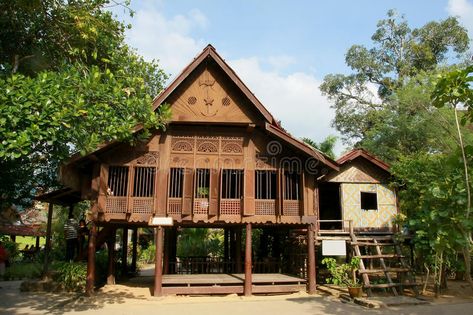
left=243, top=169, right=255, bottom=216
left=182, top=168, right=194, bottom=215
left=209, top=169, right=219, bottom=216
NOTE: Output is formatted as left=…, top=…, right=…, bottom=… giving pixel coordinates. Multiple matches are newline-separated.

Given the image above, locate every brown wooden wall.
left=81, top=125, right=318, bottom=226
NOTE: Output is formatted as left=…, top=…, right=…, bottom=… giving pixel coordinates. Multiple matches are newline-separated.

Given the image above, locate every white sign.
left=148, top=217, right=174, bottom=226
left=322, top=240, right=346, bottom=256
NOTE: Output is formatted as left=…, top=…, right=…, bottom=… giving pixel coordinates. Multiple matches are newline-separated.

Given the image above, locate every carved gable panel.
left=170, top=67, right=253, bottom=123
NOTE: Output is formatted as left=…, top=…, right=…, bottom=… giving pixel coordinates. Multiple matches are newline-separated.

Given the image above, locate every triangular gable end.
left=152, top=45, right=275, bottom=126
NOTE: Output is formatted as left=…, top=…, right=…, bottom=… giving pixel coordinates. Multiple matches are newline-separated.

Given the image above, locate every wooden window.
left=361, top=192, right=378, bottom=210
left=283, top=171, right=300, bottom=200
left=221, top=169, right=243, bottom=199
left=169, top=168, right=184, bottom=198
left=107, top=166, right=129, bottom=196
left=255, top=170, right=277, bottom=199
left=195, top=169, right=210, bottom=198
left=133, top=167, right=155, bottom=197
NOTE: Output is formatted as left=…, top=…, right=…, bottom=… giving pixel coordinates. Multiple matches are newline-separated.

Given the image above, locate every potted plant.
left=196, top=187, right=210, bottom=209
left=321, top=257, right=363, bottom=298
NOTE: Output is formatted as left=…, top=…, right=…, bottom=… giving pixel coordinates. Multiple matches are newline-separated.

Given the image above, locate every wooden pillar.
left=235, top=227, right=242, bottom=273
left=131, top=228, right=138, bottom=273
left=154, top=226, right=164, bottom=296
left=307, top=224, right=316, bottom=294
left=10, top=235, right=16, bottom=242
left=224, top=228, right=229, bottom=272
left=169, top=227, right=177, bottom=273
left=86, top=222, right=97, bottom=296
left=229, top=229, right=235, bottom=272
left=163, top=228, right=169, bottom=274
left=107, top=228, right=117, bottom=285
left=35, top=236, right=40, bottom=249
left=121, top=227, right=128, bottom=275
left=244, top=223, right=252, bottom=296
left=42, top=203, right=54, bottom=277
left=68, top=204, right=74, bottom=218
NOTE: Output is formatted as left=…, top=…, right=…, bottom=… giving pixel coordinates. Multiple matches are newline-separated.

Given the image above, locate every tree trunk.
left=462, top=246, right=473, bottom=290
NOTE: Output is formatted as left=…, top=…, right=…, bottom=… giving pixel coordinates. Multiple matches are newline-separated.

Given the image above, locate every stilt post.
left=244, top=223, right=252, bottom=296
left=121, top=227, right=128, bottom=275
left=107, top=228, right=117, bottom=285
left=307, top=224, right=316, bottom=294
left=131, top=228, right=138, bottom=273
left=236, top=227, right=242, bottom=273
left=154, top=226, right=164, bottom=296
left=42, top=203, right=54, bottom=277
left=86, top=222, right=97, bottom=296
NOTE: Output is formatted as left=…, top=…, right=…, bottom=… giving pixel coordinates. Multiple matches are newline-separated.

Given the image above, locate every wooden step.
left=365, top=282, right=422, bottom=289
left=356, top=236, right=394, bottom=241
left=356, top=254, right=404, bottom=259
left=359, top=268, right=410, bottom=274
left=351, top=242, right=395, bottom=246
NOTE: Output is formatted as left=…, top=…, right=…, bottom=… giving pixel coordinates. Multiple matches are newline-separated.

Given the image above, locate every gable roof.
left=65, top=45, right=338, bottom=172
left=152, top=44, right=276, bottom=124
left=337, top=148, right=390, bottom=172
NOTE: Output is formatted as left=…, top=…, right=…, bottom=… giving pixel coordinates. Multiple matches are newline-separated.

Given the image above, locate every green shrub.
left=52, top=262, right=87, bottom=291
left=138, top=243, right=155, bottom=264
left=4, top=262, right=41, bottom=280
left=0, top=236, right=19, bottom=262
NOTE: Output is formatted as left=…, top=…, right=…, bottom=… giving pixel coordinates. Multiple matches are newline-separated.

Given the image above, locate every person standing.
left=64, top=214, right=78, bottom=261
left=77, top=219, right=89, bottom=259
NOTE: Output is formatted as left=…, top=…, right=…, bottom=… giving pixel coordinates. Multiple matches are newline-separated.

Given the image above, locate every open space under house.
left=39, top=45, right=416, bottom=297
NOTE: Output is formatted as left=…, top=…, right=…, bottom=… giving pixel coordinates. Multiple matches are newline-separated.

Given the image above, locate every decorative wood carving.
left=171, top=137, right=194, bottom=153
left=136, top=151, right=159, bottom=165
left=196, top=137, right=219, bottom=154
left=170, top=68, right=252, bottom=123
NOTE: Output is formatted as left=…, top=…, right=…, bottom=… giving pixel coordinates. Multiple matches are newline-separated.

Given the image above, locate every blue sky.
left=112, top=0, right=473, bottom=155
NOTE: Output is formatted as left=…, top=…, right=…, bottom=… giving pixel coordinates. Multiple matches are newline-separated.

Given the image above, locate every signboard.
left=322, top=240, right=346, bottom=256
left=148, top=217, right=174, bottom=226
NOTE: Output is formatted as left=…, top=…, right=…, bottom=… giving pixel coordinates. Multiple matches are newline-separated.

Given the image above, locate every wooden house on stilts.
left=39, top=45, right=412, bottom=297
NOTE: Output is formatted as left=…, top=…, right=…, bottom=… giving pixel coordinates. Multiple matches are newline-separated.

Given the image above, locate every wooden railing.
left=282, top=200, right=300, bottom=216
left=167, top=257, right=286, bottom=274
left=255, top=199, right=276, bottom=215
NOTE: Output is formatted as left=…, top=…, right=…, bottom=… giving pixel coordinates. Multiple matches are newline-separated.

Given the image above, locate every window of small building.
left=195, top=168, right=210, bottom=198
left=221, top=169, right=243, bottom=199
left=283, top=171, right=300, bottom=200
left=255, top=170, right=277, bottom=199
left=133, top=167, right=156, bottom=197
left=360, top=192, right=378, bottom=210
left=169, top=168, right=184, bottom=198
left=107, top=166, right=129, bottom=196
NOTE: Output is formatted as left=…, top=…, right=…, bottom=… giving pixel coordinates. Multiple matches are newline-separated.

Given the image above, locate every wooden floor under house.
left=127, top=273, right=307, bottom=295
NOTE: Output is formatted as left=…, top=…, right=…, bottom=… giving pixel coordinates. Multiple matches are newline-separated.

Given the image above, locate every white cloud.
left=122, top=3, right=207, bottom=77
left=229, top=57, right=343, bottom=154
left=447, top=0, right=473, bottom=35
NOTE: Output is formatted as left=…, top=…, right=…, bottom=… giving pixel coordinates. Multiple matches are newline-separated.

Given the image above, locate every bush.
left=138, top=243, right=155, bottom=264
left=4, top=262, right=41, bottom=280
left=0, top=236, right=19, bottom=262
left=52, top=262, right=87, bottom=292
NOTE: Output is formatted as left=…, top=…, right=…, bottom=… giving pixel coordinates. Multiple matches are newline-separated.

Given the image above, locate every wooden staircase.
left=349, top=233, right=419, bottom=297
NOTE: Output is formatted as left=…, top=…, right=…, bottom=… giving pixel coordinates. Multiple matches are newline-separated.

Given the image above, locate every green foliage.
left=321, top=257, right=361, bottom=287
left=432, top=65, right=473, bottom=122
left=138, top=243, right=156, bottom=264
left=3, top=262, right=41, bottom=280
left=52, top=261, right=87, bottom=292
left=177, top=228, right=224, bottom=257
left=0, top=0, right=169, bottom=209
left=0, top=236, right=19, bottom=262
left=302, top=135, right=337, bottom=159
left=320, top=10, right=469, bottom=144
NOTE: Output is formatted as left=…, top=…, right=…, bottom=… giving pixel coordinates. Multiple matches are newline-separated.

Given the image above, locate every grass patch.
left=15, top=236, right=45, bottom=249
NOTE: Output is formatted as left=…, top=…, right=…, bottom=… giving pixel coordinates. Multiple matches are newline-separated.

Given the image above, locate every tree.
left=431, top=65, right=473, bottom=289
left=0, top=0, right=170, bottom=209
left=302, top=135, right=337, bottom=159
left=320, top=10, right=469, bottom=145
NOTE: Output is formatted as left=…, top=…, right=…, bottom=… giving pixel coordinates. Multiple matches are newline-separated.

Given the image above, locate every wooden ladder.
left=349, top=232, right=418, bottom=297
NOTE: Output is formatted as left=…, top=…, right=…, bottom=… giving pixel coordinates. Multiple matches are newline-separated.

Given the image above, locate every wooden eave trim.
left=264, top=123, right=339, bottom=171
left=337, top=149, right=390, bottom=173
